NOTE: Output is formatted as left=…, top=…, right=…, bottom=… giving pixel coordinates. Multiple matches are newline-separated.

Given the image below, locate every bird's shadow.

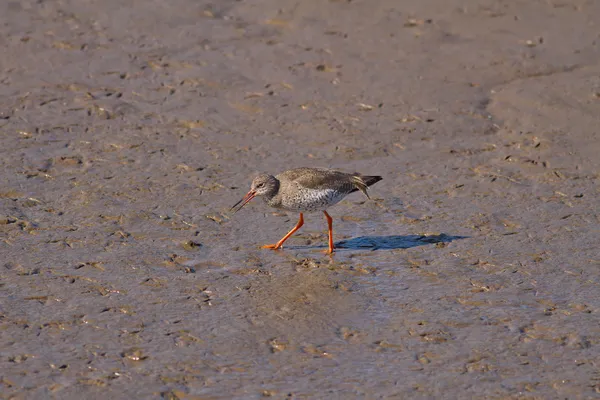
left=294, top=233, right=467, bottom=251
left=336, top=234, right=468, bottom=250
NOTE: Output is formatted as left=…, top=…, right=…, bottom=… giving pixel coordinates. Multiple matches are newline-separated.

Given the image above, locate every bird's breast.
left=278, top=188, right=347, bottom=212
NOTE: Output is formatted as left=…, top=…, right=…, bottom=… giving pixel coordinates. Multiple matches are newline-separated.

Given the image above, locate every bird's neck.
left=263, top=179, right=280, bottom=204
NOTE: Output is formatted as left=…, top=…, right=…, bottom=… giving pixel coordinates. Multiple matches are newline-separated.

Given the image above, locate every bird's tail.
left=350, top=174, right=383, bottom=199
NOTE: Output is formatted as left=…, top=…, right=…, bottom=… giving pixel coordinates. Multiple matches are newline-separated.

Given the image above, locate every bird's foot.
left=261, top=244, right=282, bottom=250
left=322, top=247, right=335, bottom=255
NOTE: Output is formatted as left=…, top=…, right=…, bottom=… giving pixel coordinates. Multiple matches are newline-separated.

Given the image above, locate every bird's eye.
left=257, top=183, right=264, bottom=188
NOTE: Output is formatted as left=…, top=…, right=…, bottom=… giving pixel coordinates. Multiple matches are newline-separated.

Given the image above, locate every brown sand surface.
left=1, top=0, right=599, bottom=398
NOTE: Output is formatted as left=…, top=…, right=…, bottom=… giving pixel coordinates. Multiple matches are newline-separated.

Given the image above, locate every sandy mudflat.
left=1, top=0, right=599, bottom=398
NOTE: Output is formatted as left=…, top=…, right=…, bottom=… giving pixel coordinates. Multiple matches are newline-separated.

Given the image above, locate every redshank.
left=231, top=167, right=382, bottom=254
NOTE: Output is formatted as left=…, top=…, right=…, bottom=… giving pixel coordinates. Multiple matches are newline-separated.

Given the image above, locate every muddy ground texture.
left=1, top=0, right=600, bottom=398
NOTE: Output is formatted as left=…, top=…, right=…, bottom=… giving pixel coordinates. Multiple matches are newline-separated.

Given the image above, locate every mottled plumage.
left=259, top=169, right=374, bottom=212
left=231, top=167, right=382, bottom=254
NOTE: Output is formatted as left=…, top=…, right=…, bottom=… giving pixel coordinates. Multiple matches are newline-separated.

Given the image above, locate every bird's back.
left=277, top=167, right=353, bottom=190
left=270, top=168, right=381, bottom=212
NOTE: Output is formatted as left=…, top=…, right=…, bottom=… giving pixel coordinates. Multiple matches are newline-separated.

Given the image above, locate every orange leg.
left=323, top=211, right=335, bottom=254
left=262, top=213, right=304, bottom=250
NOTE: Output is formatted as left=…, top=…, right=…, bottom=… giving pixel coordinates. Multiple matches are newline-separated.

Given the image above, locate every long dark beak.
left=230, top=190, right=256, bottom=213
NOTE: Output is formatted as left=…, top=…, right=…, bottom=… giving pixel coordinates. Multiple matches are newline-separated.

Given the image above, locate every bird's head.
left=230, top=174, right=279, bottom=213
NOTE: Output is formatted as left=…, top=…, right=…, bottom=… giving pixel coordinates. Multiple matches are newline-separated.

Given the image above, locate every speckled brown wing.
left=278, top=168, right=356, bottom=194
left=275, top=168, right=329, bottom=184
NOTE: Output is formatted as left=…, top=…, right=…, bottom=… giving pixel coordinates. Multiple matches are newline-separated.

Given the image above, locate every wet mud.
left=1, top=0, right=599, bottom=398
